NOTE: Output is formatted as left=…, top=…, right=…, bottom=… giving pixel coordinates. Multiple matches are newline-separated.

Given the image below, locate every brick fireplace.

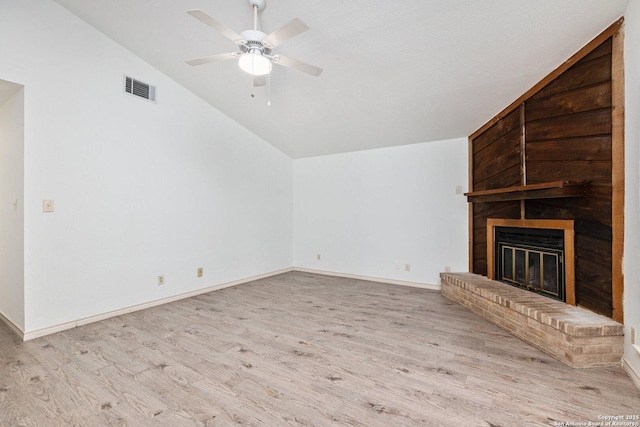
left=440, top=272, right=623, bottom=368
left=464, top=25, right=624, bottom=321
left=444, top=22, right=626, bottom=367
left=441, top=218, right=625, bottom=368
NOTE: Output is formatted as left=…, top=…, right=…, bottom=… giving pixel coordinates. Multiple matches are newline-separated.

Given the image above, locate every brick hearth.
left=440, top=272, right=624, bottom=368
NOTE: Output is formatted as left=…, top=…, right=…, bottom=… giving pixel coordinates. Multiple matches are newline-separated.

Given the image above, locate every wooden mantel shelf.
left=465, top=181, right=590, bottom=203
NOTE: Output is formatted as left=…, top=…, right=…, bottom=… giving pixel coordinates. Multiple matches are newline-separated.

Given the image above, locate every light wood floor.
left=1, top=272, right=639, bottom=426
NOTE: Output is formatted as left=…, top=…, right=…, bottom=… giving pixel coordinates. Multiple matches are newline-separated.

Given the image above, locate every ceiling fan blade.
left=274, top=55, right=323, bottom=77
left=186, top=52, right=239, bottom=66
left=263, top=18, right=309, bottom=48
left=253, top=75, right=266, bottom=87
left=187, top=9, right=244, bottom=44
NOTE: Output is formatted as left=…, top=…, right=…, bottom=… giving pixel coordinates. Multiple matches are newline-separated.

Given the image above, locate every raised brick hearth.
left=440, top=272, right=624, bottom=368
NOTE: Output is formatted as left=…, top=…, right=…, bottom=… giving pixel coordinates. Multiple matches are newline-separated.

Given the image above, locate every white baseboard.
left=623, top=357, right=640, bottom=391
left=18, top=267, right=436, bottom=341
left=292, top=267, right=440, bottom=291
left=0, top=310, right=24, bottom=340
left=22, top=267, right=293, bottom=341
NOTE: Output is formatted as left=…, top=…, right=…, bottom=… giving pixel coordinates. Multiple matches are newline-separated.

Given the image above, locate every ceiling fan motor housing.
left=239, top=30, right=273, bottom=53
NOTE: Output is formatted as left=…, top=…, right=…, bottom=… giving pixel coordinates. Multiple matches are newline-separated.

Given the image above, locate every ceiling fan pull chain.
left=267, top=73, right=271, bottom=107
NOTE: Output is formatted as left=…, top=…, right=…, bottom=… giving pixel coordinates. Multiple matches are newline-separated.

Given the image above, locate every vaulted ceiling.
left=53, top=0, right=629, bottom=158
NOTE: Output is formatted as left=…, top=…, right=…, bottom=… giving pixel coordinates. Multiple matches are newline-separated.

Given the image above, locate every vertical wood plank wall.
left=471, top=109, right=522, bottom=275
left=468, top=20, right=623, bottom=320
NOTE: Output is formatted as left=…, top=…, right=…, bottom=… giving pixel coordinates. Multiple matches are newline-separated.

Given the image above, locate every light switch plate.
left=42, top=200, right=54, bottom=213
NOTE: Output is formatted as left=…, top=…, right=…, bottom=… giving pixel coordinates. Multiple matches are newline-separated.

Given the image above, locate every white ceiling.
left=53, top=0, right=628, bottom=158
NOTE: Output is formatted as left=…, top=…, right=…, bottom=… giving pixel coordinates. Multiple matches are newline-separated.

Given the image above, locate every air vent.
left=124, top=75, right=156, bottom=102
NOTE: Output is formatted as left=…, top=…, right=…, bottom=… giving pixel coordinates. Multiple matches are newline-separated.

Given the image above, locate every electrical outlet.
left=405, top=263, right=411, bottom=272
left=317, top=254, right=321, bottom=261
left=197, top=268, right=203, bottom=277
left=157, top=275, right=165, bottom=286
left=444, top=266, right=451, bottom=273
left=394, top=262, right=400, bottom=270
left=42, top=199, right=54, bottom=213
left=632, top=326, right=637, bottom=345
left=455, top=185, right=463, bottom=194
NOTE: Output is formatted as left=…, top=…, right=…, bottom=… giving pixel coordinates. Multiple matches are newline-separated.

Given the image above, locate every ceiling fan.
left=186, top=0, right=323, bottom=87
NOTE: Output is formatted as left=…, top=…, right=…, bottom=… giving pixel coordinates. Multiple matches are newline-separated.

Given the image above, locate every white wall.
left=624, top=0, right=640, bottom=381
left=0, top=85, right=25, bottom=330
left=293, top=138, right=468, bottom=286
left=0, top=1, right=293, bottom=333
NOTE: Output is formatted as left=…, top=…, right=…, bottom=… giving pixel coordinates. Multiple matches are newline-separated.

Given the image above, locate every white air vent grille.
left=124, top=75, right=156, bottom=102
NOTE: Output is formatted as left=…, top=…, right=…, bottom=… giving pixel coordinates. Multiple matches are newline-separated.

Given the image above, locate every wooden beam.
left=468, top=137, right=475, bottom=272
left=465, top=181, right=590, bottom=203
left=611, top=24, right=625, bottom=323
left=520, top=102, right=526, bottom=219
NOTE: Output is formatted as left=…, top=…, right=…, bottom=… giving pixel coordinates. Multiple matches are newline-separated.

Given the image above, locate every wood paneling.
left=529, top=54, right=612, bottom=101
left=526, top=198, right=612, bottom=226
left=472, top=109, right=521, bottom=154
left=471, top=201, right=521, bottom=277
left=526, top=160, right=611, bottom=184
left=474, top=163, right=521, bottom=192
left=576, top=232, right=614, bottom=265
left=526, top=136, right=612, bottom=161
left=468, top=25, right=623, bottom=319
left=472, top=110, right=521, bottom=195
left=611, top=26, right=624, bottom=322
left=473, top=130, right=521, bottom=183
left=526, top=109, right=612, bottom=140
left=526, top=81, right=612, bottom=121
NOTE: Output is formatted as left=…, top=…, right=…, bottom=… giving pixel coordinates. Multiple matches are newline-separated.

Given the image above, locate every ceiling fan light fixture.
left=239, top=51, right=272, bottom=76
left=186, top=6, right=323, bottom=80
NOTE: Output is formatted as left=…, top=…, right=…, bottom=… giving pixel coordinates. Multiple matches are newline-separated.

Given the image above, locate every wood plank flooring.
left=1, top=271, right=639, bottom=426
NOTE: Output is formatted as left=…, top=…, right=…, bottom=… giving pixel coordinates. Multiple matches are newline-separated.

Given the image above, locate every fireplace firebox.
left=494, top=227, right=565, bottom=301
left=486, top=219, right=575, bottom=306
